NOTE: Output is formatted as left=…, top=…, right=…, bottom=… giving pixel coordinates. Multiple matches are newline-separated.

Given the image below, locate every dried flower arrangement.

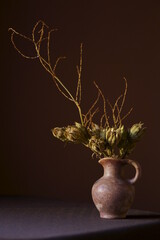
left=9, top=20, right=145, bottom=159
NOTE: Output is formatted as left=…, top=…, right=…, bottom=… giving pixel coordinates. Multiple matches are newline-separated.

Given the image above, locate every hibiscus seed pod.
left=120, top=125, right=125, bottom=135
left=115, top=132, right=120, bottom=144
left=88, top=136, right=99, bottom=153
left=91, top=123, right=100, bottom=138
left=75, top=122, right=90, bottom=139
left=100, top=128, right=106, bottom=140
left=108, top=132, right=113, bottom=145
left=65, top=125, right=89, bottom=144
left=51, top=127, right=67, bottom=142
left=129, top=122, right=145, bottom=140
left=105, top=147, right=112, bottom=157
left=106, top=128, right=112, bottom=141
left=111, top=134, right=116, bottom=146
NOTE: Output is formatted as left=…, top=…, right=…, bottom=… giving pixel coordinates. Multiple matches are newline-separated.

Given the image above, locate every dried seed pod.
left=111, top=134, right=116, bottom=146
left=88, top=136, right=106, bottom=156
left=120, top=125, right=125, bottom=135
left=106, top=128, right=112, bottom=140
left=51, top=127, right=67, bottom=142
left=75, top=122, right=90, bottom=139
left=105, top=147, right=112, bottom=157
left=65, top=125, right=89, bottom=144
left=90, top=123, right=101, bottom=138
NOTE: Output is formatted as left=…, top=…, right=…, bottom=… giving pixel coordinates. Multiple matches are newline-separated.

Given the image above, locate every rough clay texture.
left=92, top=158, right=136, bottom=219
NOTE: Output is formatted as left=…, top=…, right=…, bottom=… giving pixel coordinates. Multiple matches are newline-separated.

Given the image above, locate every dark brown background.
left=1, top=0, right=160, bottom=212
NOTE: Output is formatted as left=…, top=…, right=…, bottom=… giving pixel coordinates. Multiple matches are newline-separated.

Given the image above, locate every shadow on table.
left=127, top=214, right=160, bottom=219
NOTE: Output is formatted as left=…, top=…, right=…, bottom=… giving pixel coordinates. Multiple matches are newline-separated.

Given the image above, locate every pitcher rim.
left=98, top=157, right=129, bottom=165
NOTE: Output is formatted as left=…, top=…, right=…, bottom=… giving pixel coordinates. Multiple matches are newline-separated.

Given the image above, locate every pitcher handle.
left=125, top=159, right=141, bottom=184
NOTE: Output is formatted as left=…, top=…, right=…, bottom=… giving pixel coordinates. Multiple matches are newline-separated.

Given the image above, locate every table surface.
left=0, top=197, right=160, bottom=240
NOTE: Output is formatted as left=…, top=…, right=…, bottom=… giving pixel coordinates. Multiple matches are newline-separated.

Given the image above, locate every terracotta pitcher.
left=92, top=157, right=141, bottom=219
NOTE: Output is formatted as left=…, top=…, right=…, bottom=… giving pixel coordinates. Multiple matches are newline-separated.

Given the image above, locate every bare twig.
left=119, top=77, right=128, bottom=114
left=32, top=21, right=53, bottom=75
left=106, top=98, right=117, bottom=127
left=87, top=107, right=99, bottom=127
left=9, top=20, right=133, bottom=131
left=84, top=90, right=100, bottom=126
left=112, top=94, right=123, bottom=127
left=53, top=56, right=66, bottom=73
left=47, top=29, right=57, bottom=66
left=9, top=20, right=85, bottom=125
left=115, top=103, right=121, bottom=126
left=8, top=29, right=38, bottom=59
left=94, top=81, right=110, bottom=127
left=120, top=107, right=133, bottom=123
left=8, top=28, right=33, bottom=41
left=76, top=43, right=83, bottom=105
left=100, top=114, right=105, bottom=127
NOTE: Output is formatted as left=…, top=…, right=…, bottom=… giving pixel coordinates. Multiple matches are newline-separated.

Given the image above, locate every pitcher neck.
left=99, top=158, right=125, bottom=178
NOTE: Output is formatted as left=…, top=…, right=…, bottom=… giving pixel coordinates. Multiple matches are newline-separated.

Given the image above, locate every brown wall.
left=1, top=0, right=160, bottom=212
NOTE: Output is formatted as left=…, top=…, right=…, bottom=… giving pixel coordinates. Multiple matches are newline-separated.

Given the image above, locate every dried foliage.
left=9, top=20, right=145, bottom=159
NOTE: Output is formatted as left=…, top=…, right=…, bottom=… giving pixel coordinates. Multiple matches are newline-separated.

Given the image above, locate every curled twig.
left=8, top=28, right=38, bottom=59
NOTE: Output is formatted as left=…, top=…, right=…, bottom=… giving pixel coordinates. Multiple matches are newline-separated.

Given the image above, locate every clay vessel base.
left=100, top=212, right=126, bottom=219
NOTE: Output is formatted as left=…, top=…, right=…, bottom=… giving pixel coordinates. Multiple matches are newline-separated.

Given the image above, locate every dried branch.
left=119, top=77, right=128, bottom=114
left=106, top=98, right=117, bottom=127
left=8, top=28, right=38, bottom=59
left=32, top=22, right=84, bottom=124
left=113, top=95, right=123, bottom=122
left=47, top=29, right=57, bottom=66
left=94, top=81, right=110, bottom=127
left=8, top=28, right=33, bottom=41
left=87, top=107, right=99, bottom=127
left=53, top=56, right=66, bottom=73
left=115, top=102, right=121, bottom=126
left=76, top=43, right=83, bottom=104
left=84, top=90, right=100, bottom=126
left=52, top=57, right=73, bottom=101
left=100, top=114, right=105, bottom=127
left=32, top=21, right=53, bottom=75
left=105, top=78, right=129, bottom=128
left=9, top=20, right=133, bottom=134
left=121, top=107, right=133, bottom=123
left=9, top=20, right=84, bottom=125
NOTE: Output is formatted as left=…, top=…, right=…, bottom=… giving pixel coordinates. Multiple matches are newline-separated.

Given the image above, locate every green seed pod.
left=129, top=122, right=145, bottom=140
left=100, top=128, right=106, bottom=140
